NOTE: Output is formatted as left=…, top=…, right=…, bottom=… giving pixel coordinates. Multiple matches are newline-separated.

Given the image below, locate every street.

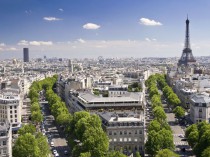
left=41, top=102, right=70, bottom=157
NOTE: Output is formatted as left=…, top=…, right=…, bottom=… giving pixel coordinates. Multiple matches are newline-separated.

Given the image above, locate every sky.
left=1, top=0, right=210, bottom=59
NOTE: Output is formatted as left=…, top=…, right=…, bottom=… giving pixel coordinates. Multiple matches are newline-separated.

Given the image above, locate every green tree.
left=188, top=130, right=199, bottom=148
left=167, top=93, right=180, bottom=106
left=185, top=124, right=198, bottom=138
left=156, top=149, right=179, bottom=157
left=31, top=111, right=43, bottom=124
left=202, top=147, right=210, bottom=157
left=153, top=106, right=167, bottom=122
left=79, top=152, right=91, bottom=157
left=31, top=102, right=40, bottom=112
left=13, top=133, right=40, bottom=157
left=148, top=120, right=161, bottom=132
left=173, top=106, right=185, bottom=118
left=107, top=151, right=127, bottom=157
left=159, top=129, right=174, bottom=150
left=36, top=133, right=50, bottom=157
left=18, top=124, right=36, bottom=136
left=145, top=130, right=162, bottom=156
left=151, top=94, right=162, bottom=108
left=135, top=152, right=141, bottom=157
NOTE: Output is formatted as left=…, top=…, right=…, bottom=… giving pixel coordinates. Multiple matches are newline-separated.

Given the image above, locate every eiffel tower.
left=178, top=17, right=196, bottom=66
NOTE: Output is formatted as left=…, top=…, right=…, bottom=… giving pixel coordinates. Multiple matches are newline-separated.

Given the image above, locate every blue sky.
left=1, top=0, right=210, bottom=59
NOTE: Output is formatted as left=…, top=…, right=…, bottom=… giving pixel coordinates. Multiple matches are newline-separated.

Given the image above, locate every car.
left=51, top=141, right=54, bottom=147
left=53, top=150, right=58, bottom=155
left=178, top=134, right=185, bottom=138
left=64, top=150, right=68, bottom=155
left=54, top=152, right=59, bottom=157
left=181, top=138, right=187, bottom=141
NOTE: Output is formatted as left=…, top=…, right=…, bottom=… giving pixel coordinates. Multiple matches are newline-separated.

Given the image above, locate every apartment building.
left=0, top=121, right=12, bottom=157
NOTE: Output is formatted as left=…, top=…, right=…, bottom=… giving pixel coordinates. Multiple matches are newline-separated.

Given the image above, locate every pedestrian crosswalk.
left=174, top=141, right=188, bottom=145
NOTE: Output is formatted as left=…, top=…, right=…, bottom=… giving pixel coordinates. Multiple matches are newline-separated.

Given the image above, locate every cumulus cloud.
left=7, top=47, right=18, bottom=51
left=145, top=38, right=151, bottom=42
left=18, top=40, right=29, bottom=46
left=59, top=8, right=64, bottom=12
left=77, top=38, right=86, bottom=43
left=83, top=23, right=100, bottom=30
left=17, top=40, right=53, bottom=46
left=0, top=43, right=5, bottom=46
left=145, top=38, right=157, bottom=42
left=29, top=41, right=53, bottom=46
left=43, top=17, right=62, bottom=21
left=139, top=18, right=162, bottom=26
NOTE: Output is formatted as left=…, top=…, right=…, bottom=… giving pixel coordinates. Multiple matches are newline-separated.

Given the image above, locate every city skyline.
left=1, top=0, right=210, bottom=59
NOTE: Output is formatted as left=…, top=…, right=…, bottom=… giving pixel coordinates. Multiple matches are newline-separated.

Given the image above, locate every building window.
left=10, top=106, right=12, bottom=109
left=120, top=138, right=122, bottom=142
left=114, top=132, right=117, bottom=135
left=199, top=108, right=202, bottom=112
left=15, top=119, right=17, bottom=122
left=15, top=115, right=17, bottom=118
left=10, top=115, right=13, bottom=118
left=124, top=138, right=127, bottom=142
left=120, top=131, right=122, bottom=135
left=124, top=131, right=127, bottom=135
left=10, top=110, right=12, bottom=114
left=11, top=120, right=13, bottom=123
left=135, top=130, right=137, bottom=134
left=134, top=138, right=138, bottom=142
left=109, top=131, right=112, bottom=135
left=15, top=110, right=17, bottom=113
left=14, top=106, right=17, bottom=109
left=128, top=138, right=131, bottom=141
left=139, top=130, right=142, bottom=134
left=113, top=138, right=117, bottom=142
left=3, top=141, right=6, bottom=145
left=129, top=132, right=132, bottom=135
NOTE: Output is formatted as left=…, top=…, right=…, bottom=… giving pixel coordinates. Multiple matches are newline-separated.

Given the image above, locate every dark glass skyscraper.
left=23, top=48, right=29, bottom=62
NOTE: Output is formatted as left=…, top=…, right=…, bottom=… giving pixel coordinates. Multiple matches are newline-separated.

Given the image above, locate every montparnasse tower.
left=178, top=17, right=196, bottom=66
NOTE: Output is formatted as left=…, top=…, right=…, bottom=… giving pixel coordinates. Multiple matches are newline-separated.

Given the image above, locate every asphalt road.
left=41, top=102, right=70, bottom=157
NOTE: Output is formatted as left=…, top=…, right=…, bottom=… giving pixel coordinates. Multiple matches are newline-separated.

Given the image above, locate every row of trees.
left=185, top=121, right=210, bottom=157
left=13, top=76, right=58, bottom=157
left=145, top=74, right=177, bottom=156
left=13, top=123, right=50, bottom=157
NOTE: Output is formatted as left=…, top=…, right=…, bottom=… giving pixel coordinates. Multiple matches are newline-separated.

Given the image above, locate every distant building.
left=0, top=121, right=12, bottom=157
left=23, top=48, right=29, bottom=62
left=178, top=17, right=196, bottom=66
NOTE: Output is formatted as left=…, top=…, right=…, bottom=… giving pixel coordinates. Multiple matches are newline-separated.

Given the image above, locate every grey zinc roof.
left=191, top=94, right=210, bottom=104
left=78, top=92, right=141, bottom=103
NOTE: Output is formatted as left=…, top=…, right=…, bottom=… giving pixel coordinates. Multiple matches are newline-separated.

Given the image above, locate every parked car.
left=64, top=150, right=69, bottom=155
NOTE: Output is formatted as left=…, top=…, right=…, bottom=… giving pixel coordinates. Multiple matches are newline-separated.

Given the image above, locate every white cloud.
left=29, top=41, right=53, bottom=46
left=43, top=17, right=62, bottom=21
left=59, top=8, right=64, bottom=12
left=18, top=40, right=29, bottom=46
left=145, top=38, right=151, bottom=42
left=139, top=18, right=162, bottom=26
left=7, top=47, right=18, bottom=51
left=0, top=47, right=3, bottom=51
left=17, top=40, right=53, bottom=46
left=152, top=38, right=157, bottom=41
left=0, top=43, right=5, bottom=46
left=83, top=23, right=100, bottom=30
left=77, top=38, right=86, bottom=43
